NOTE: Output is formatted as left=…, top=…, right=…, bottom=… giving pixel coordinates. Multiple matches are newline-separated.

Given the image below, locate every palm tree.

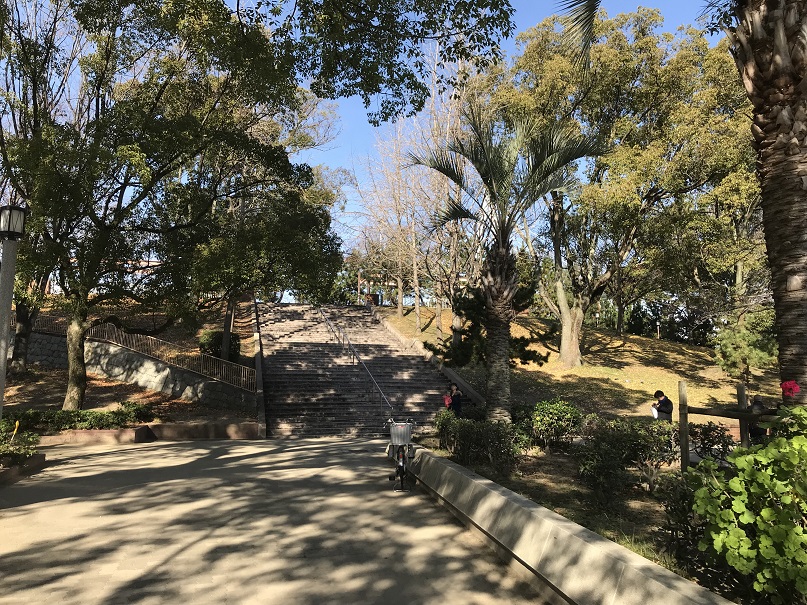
left=411, top=104, right=597, bottom=421
left=562, top=0, right=807, bottom=404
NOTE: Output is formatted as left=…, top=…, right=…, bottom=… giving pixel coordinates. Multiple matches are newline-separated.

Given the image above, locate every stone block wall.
left=15, top=332, right=256, bottom=413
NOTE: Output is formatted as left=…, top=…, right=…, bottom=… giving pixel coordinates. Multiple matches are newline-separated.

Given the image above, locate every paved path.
left=0, top=439, right=546, bottom=605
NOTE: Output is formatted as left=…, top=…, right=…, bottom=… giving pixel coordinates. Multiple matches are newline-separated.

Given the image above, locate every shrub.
left=120, top=400, right=155, bottom=423
left=0, top=428, right=39, bottom=467
left=767, top=405, right=807, bottom=439
left=199, top=330, right=241, bottom=362
left=576, top=416, right=678, bottom=496
left=531, top=398, right=582, bottom=450
left=433, top=411, right=519, bottom=473
left=633, top=421, right=680, bottom=493
left=656, top=472, right=705, bottom=560
left=655, top=409, right=807, bottom=604
left=1, top=403, right=154, bottom=434
left=689, top=421, right=735, bottom=463
left=690, top=436, right=807, bottom=604
left=434, top=408, right=455, bottom=450
left=655, top=472, right=752, bottom=600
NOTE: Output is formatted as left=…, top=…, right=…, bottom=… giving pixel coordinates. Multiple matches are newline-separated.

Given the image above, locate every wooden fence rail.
left=678, top=380, right=780, bottom=470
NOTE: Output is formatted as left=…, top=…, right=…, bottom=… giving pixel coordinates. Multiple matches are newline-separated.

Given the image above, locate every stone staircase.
left=258, top=303, right=448, bottom=437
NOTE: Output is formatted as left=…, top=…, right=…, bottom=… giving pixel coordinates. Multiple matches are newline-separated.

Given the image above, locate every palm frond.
left=408, top=148, right=469, bottom=195
left=558, top=0, right=601, bottom=65
left=434, top=198, right=477, bottom=230
left=522, top=124, right=600, bottom=197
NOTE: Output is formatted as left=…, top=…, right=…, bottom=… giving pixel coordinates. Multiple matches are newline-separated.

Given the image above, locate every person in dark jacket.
left=449, top=383, right=464, bottom=418
left=652, top=390, right=674, bottom=422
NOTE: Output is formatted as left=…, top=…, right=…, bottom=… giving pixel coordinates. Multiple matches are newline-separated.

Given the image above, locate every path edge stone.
left=408, top=448, right=734, bottom=605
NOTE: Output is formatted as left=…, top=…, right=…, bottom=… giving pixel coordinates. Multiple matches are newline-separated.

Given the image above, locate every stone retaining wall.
left=16, top=332, right=256, bottom=413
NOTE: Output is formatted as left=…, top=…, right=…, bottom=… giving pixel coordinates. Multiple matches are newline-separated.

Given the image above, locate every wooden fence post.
left=679, top=380, right=689, bottom=471
left=737, top=383, right=750, bottom=448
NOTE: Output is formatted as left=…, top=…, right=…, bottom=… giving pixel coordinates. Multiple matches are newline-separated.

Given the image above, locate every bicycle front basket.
left=390, top=422, right=411, bottom=445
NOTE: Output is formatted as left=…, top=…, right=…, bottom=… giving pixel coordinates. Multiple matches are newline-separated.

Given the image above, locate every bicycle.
left=387, top=418, right=415, bottom=492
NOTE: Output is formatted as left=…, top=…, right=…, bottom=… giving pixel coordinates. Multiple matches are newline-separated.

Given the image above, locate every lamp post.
left=0, top=205, right=28, bottom=421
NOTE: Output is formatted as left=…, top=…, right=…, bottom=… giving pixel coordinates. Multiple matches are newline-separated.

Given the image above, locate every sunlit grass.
left=376, top=306, right=782, bottom=427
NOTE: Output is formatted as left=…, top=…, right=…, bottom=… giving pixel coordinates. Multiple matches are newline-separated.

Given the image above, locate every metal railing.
left=318, top=307, right=394, bottom=413
left=21, top=314, right=257, bottom=392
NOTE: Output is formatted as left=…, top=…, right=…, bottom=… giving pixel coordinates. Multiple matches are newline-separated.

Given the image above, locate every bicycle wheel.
left=396, top=446, right=407, bottom=491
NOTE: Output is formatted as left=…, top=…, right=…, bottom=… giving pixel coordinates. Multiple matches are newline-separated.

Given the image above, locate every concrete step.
left=257, top=303, right=449, bottom=438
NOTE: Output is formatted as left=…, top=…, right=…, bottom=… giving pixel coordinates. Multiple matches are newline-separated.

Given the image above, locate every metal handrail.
left=18, top=314, right=257, bottom=392
left=318, top=307, right=394, bottom=412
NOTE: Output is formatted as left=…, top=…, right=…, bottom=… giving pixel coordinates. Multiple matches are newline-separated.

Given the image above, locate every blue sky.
left=295, top=1, right=720, bottom=239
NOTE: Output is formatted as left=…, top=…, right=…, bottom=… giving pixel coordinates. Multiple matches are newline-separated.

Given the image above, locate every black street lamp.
left=0, top=205, right=27, bottom=240
left=0, top=205, right=29, bottom=421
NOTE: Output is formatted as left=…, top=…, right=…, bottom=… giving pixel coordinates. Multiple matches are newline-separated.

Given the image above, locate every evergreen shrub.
left=434, top=410, right=519, bottom=473
left=688, top=407, right=807, bottom=604
left=0, top=428, right=39, bottom=467
left=531, top=398, right=582, bottom=450
left=199, top=330, right=241, bottom=361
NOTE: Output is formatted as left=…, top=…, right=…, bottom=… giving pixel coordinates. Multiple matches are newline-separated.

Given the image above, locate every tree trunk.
left=559, top=307, right=585, bottom=369
left=63, top=317, right=88, bottom=411
left=615, top=264, right=625, bottom=335
left=10, top=301, right=38, bottom=373
left=434, top=287, right=443, bottom=340
left=616, top=302, right=625, bottom=336
left=555, top=277, right=583, bottom=368
left=221, top=296, right=235, bottom=361
left=451, top=312, right=462, bottom=349
left=483, top=245, right=517, bottom=422
left=411, top=223, right=422, bottom=332
left=759, top=141, right=807, bottom=403
left=396, top=276, right=404, bottom=317
left=485, top=312, right=511, bottom=423
left=729, top=7, right=807, bottom=404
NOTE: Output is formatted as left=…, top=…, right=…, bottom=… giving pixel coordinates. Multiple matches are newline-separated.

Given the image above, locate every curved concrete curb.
left=147, top=422, right=263, bottom=440
left=408, top=448, right=733, bottom=605
left=39, top=426, right=154, bottom=446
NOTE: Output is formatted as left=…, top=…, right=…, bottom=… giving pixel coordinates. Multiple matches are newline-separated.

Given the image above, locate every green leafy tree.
left=1, top=0, right=516, bottom=410
left=561, top=0, right=807, bottom=402
left=502, top=12, right=756, bottom=367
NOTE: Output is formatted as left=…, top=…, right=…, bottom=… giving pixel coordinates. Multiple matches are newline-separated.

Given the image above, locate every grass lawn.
left=377, top=306, right=782, bottom=425
left=378, top=304, right=781, bottom=587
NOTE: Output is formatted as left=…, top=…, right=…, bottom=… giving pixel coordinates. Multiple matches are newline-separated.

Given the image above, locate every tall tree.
left=561, top=0, right=807, bottom=402
left=412, top=104, right=597, bottom=422
left=0, top=0, right=517, bottom=410
left=500, top=12, right=754, bottom=367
